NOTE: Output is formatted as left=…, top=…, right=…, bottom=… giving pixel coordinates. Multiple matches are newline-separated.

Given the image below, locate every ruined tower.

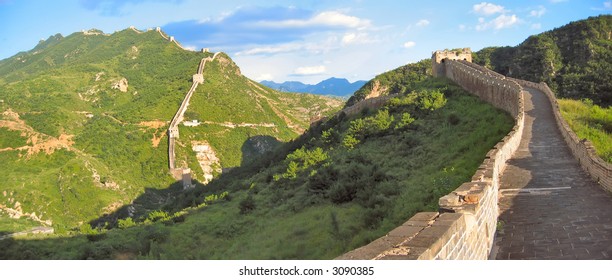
left=431, top=48, right=472, bottom=77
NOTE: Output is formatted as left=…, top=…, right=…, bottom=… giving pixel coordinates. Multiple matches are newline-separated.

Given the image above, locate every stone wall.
left=341, top=95, right=395, bottom=116
left=310, top=94, right=395, bottom=127
left=510, top=79, right=612, bottom=192
left=338, top=58, right=525, bottom=260
left=167, top=54, right=219, bottom=177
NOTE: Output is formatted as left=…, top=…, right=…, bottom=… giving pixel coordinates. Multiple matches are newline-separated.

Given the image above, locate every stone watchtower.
left=432, top=48, right=472, bottom=77
left=193, top=74, right=204, bottom=84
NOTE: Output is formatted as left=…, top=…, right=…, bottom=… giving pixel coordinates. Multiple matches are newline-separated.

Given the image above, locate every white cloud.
left=235, top=35, right=343, bottom=56
left=236, top=44, right=301, bottom=56
left=473, top=2, right=506, bottom=16
left=531, top=23, right=542, bottom=29
left=476, top=14, right=520, bottom=31
left=258, top=11, right=371, bottom=30
left=416, top=19, right=430, bottom=27
left=341, top=32, right=377, bottom=45
left=549, top=0, right=568, bottom=3
left=294, top=65, right=326, bottom=76
left=342, top=33, right=357, bottom=44
left=255, top=73, right=274, bottom=81
left=530, top=6, right=546, bottom=17
left=605, top=1, right=612, bottom=9
left=403, top=41, right=416, bottom=48
left=458, top=24, right=467, bottom=31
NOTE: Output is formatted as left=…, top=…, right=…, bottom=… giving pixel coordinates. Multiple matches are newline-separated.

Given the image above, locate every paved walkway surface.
left=494, top=87, right=612, bottom=260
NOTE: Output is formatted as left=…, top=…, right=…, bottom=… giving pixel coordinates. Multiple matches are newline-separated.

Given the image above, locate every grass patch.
left=558, top=98, right=611, bottom=163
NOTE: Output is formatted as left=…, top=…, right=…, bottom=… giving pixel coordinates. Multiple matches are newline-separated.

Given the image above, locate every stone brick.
left=409, top=212, right=439, bottom=221
left=388, top=225, right=423, bottom=238
left=439, top=193, right=462, bottom=207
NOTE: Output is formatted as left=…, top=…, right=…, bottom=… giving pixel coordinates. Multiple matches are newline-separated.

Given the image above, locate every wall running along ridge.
left=168, top=52, right=221, bottom=179
left=338, top=56, right=526, bottom=260
left=509, top=79, right=612, bottom=191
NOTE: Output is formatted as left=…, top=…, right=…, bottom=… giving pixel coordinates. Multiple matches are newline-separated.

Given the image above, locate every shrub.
left=418, top=90, right=447, bottom=111
left=365, top=110, right=394, bottom=135
left=118, top=217, right=136, bottom=229
left=321, top=128, right=339, bottom=144
left=395, top=113, right=415, bottom=129
left=329, top=181, right=357, bottom=204
left=447, top=113, right=460, bottom=125
left=307, top=165, right=338, bottom=195
left=145, top=210, right=170, bottom=223
left=342, top=135, right=360, bottom=149
left=239, top=195, right=256, bottom=214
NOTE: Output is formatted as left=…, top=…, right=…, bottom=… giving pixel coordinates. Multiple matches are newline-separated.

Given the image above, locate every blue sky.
left=0, top=0, right=610, bottom=83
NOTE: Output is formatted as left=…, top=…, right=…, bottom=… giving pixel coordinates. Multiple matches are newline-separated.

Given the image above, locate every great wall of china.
left=167, top=52, right=221, bottom=181
left=124, top=26, right=218, bottom=183
left=338, top=49, right=612, bottom=260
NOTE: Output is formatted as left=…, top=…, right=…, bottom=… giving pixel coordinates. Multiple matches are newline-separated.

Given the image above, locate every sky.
left=0, top=0, right=610, bottom=84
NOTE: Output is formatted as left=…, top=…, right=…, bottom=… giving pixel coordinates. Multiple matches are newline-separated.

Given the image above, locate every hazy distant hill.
left=261, top=77, right=367, bottom=97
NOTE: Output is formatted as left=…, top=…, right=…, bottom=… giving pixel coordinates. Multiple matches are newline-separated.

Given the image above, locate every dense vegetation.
left=473, top=15, right=611, bottom=106
left=0, top=28, right=340, bottom=233
left=558, top=98, right=611, bottom=163
left=0, top=69, right=514, bottom=259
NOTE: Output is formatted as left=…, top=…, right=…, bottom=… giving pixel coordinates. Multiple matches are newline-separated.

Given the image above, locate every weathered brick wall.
left=338, top=59, right=525, bottom=260
left=341, top=95, right=394, bottom=116
left=510, top=79, right=612, bottom=192
left=310, top=94, right=395, bottom=126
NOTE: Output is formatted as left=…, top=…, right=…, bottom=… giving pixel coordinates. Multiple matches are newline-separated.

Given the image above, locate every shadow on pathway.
left=494, top=87, right=612, bottom=260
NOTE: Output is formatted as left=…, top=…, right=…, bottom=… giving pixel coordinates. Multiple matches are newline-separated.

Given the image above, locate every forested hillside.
left=473, top=15, right=611, bottom=106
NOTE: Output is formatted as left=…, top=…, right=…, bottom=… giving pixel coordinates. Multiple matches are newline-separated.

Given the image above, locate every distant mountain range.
left=261, top=77, right=367, bottom=97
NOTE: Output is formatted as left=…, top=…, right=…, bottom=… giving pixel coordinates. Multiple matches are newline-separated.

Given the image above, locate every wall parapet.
left=338, top=58, right=525, bottom=260
left=509, top=79, right=612, bottom=192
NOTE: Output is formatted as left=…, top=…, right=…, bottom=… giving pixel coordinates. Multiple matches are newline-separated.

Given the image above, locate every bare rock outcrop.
left=111, top=78, right=129, bottom=92
left=364, top=80, right=389, bottom=99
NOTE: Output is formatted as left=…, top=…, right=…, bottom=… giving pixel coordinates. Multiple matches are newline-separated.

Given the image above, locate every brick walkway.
left=494, top=87, right=612, bottom=260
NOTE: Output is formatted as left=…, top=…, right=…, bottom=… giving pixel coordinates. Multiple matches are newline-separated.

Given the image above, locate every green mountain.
left=0, top=57, right=513, bottom=258
left=0, top=28, right=342, bottom=233
left=473, top=15, right=612, bottom=106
